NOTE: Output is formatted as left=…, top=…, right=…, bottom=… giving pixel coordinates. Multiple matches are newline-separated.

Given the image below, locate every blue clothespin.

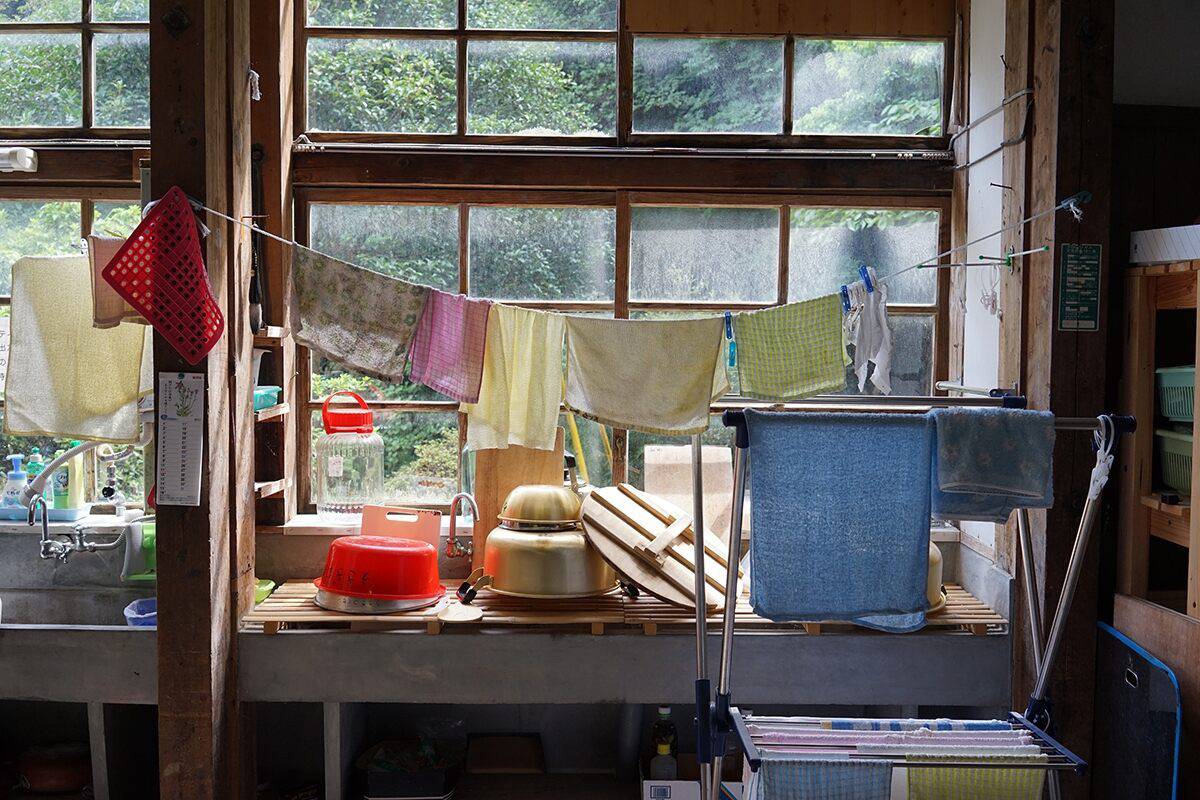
left=840, top=285, right=851, bottom=313
left=724, top=311, right=737, bottom=367
left=859, top=265, right=874, bottom=294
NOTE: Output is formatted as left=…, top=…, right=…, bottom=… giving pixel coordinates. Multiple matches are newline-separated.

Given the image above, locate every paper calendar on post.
left=156, top=372, right=204, bottom=506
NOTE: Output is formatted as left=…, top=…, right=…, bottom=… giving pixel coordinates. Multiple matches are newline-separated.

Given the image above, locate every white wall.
left=960, top=0, right=1007, bottom=549
left=1115, top=0, right=1200, bottom=107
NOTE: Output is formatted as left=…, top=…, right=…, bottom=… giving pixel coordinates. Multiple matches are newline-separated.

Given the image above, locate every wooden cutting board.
left=581, top=484, right=740, bottom=611
left=471, top=428, right=565, bottom=569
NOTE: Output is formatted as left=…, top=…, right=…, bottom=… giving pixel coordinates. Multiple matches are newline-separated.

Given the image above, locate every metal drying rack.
left=677, top=392, right=1135, bottom=800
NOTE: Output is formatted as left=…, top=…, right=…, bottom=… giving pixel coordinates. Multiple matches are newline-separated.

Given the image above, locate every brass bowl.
left=499, top=484, right=582, bottom=527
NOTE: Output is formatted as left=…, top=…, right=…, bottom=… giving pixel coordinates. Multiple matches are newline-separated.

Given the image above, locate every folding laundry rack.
left=677, top=394, right=1135, bottom=800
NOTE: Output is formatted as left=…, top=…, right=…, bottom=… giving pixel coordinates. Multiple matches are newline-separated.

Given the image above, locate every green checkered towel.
left=733, top=295, right=847, bottom=400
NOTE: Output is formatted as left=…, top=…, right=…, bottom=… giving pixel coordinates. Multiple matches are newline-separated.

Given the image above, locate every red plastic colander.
left=101, top=185, right=225, bottom=365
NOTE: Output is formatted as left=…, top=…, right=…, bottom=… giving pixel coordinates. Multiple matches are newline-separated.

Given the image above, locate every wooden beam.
left=292, top=149, right=953, bottom=195
left=623, top=0, right=955, bottom=37
left=946, top=3, right=968, bottom=386
left=0, top=147, right=143, bottom=186
left=1016, top=2, right=1114, bottom=796
left=250, top=0, right=298, bottom=525
left=150, top=0, right=255, bottom=795
left=1116, top=274, right=1154, bottom=598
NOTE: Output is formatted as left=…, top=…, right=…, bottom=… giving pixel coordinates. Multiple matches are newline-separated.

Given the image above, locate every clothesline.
left=193, top=190, right=1091, bottom=295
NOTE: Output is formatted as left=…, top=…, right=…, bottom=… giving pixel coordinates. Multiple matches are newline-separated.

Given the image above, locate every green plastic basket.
left=1156, top=428, right=1193, bottom=494
left=1156, top=366, right=1195, bottom=422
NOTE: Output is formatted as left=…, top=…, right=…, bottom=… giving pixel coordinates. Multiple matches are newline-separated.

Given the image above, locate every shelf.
left=253, top=325, right=287, bottom=347
left=1127, top=259, right=1200, bottom=277
left=254, top=479, right=286, bottom=499
left=1141, top=493, right=1190, bottom=518
left=254, top=402, right=290, bottom=422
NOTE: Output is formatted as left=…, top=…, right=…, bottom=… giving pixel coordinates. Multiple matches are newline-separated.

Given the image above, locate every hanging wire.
left=189, top=190, right=1091, bottom=299
left=875, top=190, right=1091, bottom=287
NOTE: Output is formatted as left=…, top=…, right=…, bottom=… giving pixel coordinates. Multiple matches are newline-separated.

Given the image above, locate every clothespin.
left=724, top=311, right=737, bottom=367
left=840, top=285, right=852, bottom=313
left=859, top=265, right=875, bottom=294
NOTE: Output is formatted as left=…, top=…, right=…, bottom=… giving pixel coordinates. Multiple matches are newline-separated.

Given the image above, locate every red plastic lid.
left=322, top=390, right=374, bottom=434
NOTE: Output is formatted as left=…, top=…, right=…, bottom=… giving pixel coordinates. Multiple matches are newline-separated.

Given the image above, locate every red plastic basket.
left=101, top=186, right=225, bottom=364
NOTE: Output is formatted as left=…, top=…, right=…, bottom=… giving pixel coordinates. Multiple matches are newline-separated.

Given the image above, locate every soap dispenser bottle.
left=2, top=455, right=27, bottom=508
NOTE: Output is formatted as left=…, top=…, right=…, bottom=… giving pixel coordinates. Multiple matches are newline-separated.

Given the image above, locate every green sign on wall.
left=1058, top=243, right=1102, bottom=332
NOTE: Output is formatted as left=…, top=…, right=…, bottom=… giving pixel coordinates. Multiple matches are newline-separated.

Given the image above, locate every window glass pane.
left=793, top=40, right=944, bottom=136
left=467, top=0, right=616, bottom=30
left=559, top=411, right=612, bottom=489
left=94, top=0, right=149, bottom=22
left=309, top=203, right=459, bottom=289
left=310, top=355, right=450, bottom=402
left=630, top=207, right=778, bottom=302
left=882, top=313, right=933, bottom=396
left=627, top=417, right=748, bottom=538
left=0, top=200, right=81, bottom=295
left=0, top=34, right=82, bottom=127
left=95, top=32, right=150, bottom=127
left=469, top=206, right=614, bottom=301
left=308, top=203, right=459, bottom=400
left=632, top=38, right=783, bottom=134
left=307, top=37, right=456, bottom=133
left=308, top=0, right=455, bottom=28
left=311, top=410, right=459, bottom=505
left=467, top=41, right=615, bottom=136
left=93, top=201, right=142, bottom=238
left=787, top=208, right=939, bottom=305
left=1, top=0, right=79, bottom=21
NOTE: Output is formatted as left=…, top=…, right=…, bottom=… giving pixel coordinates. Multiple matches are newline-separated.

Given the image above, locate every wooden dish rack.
left=243, top=580, right=1006, bottom=636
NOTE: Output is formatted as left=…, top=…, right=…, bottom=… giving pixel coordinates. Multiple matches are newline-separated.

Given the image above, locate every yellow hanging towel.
left=5, top=255, right=150, bottom=444
left=462, top=304, right=565, bottom=451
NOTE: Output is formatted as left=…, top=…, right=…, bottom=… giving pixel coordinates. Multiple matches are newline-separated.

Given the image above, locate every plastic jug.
left=315, top=391, right=384, bottom=524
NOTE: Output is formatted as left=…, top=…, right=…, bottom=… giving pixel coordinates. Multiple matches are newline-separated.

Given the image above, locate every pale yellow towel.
left=462, top=305, right=565, bottom=451
left=5, top=256, right=149, bottom=443
left=564, top=315, right=729, bottom=436
left=87, top=235, right=148, bottom=329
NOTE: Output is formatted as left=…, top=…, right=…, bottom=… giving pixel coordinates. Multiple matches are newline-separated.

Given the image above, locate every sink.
left=0, top=587, right=154, bottom=627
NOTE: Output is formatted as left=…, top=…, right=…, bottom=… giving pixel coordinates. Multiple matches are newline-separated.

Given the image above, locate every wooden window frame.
left=0, top=3, right=150, bottom=139
left=294, top=187, right=950, bottom=512
left=294, top=0, right=951, bottom=150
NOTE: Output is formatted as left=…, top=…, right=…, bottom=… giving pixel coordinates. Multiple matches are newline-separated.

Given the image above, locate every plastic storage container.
left=315, top=390, right=384, bottom=524
left=1156, top=428, right=1193, bottom=494
left=123, top=597, right=157, bottom=627
left=1156, top=366, right=1195, bottom=422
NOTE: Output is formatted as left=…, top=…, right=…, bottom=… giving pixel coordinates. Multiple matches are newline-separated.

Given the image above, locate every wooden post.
left=1006, top=2, right=1114, bottom=796
left=150, top=0, right=257, bottom=796
left=250, top=0, right=298, bottom=525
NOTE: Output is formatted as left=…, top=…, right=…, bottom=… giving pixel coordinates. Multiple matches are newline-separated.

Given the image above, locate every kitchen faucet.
left=29, top=493, right=153, bottom=563
left=445, top=492, right=478, bottom=560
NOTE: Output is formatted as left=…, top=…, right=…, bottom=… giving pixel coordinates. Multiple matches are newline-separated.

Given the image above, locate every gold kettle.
left=482, top=483, right=618, bottom=599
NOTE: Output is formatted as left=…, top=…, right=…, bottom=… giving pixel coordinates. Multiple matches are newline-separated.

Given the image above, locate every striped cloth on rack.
left=826, top=718, right=1013, bottom=732
left=732, top=295, right=847, bottom=400
left=906, top=754, right=1049, bottom=800
left=291, top=246, right=430, bottom=381
left=408, top=289, right=492, bottom=403
left=754, top=753, right=891, bottom=800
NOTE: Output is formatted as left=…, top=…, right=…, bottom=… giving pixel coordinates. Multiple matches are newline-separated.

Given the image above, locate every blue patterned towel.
left=745, top=410, right=932, bottom=624
left=827, top=718, right=1012, bottom=732
left=930, top=408, right=1055, bottom=523
left=756, top=754, right=891, bottom=800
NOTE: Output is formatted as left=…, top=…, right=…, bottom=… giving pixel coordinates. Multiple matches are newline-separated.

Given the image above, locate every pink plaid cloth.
left=409, top=290, right=493, bottom=403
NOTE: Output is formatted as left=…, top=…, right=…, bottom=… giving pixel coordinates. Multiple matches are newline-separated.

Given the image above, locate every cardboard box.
left=641, top=753, right=743, bottom=800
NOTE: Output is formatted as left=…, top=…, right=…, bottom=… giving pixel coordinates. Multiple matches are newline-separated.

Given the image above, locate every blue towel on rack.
left=745, top=410, right=932, bottom=628
left=930, top=408, right=1055, bottom=523
left=826, top=718, right=1013, bottom=732
left=755, top=754, right=891, bottom=800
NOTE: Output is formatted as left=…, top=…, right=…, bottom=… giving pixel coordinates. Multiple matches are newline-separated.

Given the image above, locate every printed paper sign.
left=156, top=372, right=204, bottom=507
left=1058, top=243, right=1102, bottom=331
left=0, top=316, right=10, bottom=395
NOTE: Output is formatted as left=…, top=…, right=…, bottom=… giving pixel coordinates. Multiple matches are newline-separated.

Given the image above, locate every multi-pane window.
left=0, top=195, right=144, bottom=499
left=299, top=0, right=946, bottom=142
left=299, top=193, right=946, bottom=508
left=0, top=0, right=150, bottom=132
